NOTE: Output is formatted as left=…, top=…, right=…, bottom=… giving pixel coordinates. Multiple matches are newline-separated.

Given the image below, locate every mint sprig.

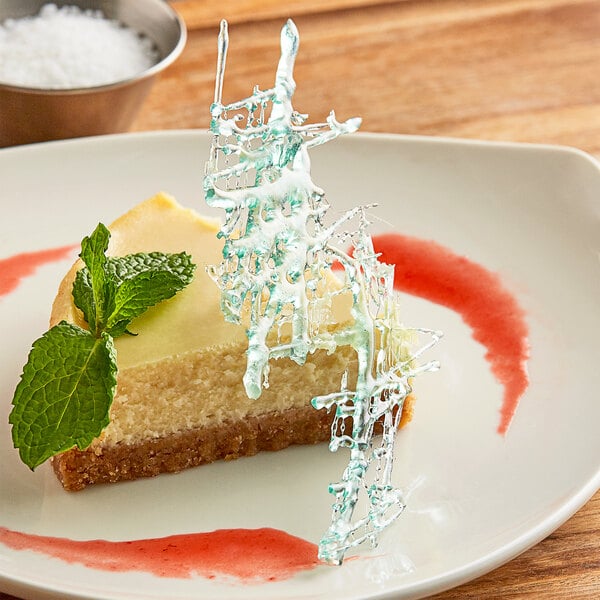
left=10, top=223, right=195, bottom=470
left=10, top=325, right=117, bottom=470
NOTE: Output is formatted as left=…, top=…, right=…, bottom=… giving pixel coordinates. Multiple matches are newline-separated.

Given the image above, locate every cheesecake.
left=49, top=193, right=359, bottom=491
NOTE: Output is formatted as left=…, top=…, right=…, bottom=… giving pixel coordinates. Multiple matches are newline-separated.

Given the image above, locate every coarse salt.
left=0, top=4, right=159, bottom=89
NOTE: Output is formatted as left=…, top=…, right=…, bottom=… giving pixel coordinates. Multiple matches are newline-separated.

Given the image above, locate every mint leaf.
left=105, top=252, right=195, bottom=336
left=107, top=252, right=195, bottom=286
left=76, top=223, right=114, bottom=335
left=72, top=267, right=94, bottom=327
left=9, top=322, right=117, bottom=470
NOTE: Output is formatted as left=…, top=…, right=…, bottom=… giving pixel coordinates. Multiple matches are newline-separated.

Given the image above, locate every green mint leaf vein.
left=9, top=322, right=117, bottom=470
left=10, top=222, right=196, bottom=469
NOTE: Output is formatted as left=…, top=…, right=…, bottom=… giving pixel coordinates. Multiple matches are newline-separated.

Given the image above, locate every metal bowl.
left=0, top=0, right=186, bottom=147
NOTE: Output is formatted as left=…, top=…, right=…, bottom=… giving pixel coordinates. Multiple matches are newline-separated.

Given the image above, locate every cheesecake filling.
left=49, top=193, right=355, bottom=451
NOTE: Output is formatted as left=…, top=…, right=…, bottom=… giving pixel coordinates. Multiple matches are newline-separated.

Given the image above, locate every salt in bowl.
left=0, top=0, right=186, bottom=147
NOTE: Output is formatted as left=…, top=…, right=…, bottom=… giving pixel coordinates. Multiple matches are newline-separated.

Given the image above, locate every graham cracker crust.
left=52, top=395, right=414, bottom=492
left=52, top=405, right=335, bottom=491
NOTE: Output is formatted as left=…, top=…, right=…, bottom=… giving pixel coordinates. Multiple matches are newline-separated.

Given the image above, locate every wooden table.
left=2, top=0, right=599, bottom=598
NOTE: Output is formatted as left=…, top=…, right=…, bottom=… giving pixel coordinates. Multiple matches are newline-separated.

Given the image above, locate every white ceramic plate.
left=0, top=131, right=599, bottom=600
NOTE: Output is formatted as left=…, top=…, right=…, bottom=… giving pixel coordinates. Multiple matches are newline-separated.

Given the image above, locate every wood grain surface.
left=137, top=0, right=600, bottom=156
left=1, top=0, right=599, bottom=598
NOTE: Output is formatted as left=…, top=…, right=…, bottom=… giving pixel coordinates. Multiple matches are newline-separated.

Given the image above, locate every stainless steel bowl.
left=0, top=0, right=186, bottom=147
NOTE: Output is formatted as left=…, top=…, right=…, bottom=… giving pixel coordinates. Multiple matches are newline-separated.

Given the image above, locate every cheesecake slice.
left=50, top=193, right=357, bottom=491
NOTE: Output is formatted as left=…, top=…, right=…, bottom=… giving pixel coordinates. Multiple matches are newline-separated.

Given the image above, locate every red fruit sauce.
left=0, top=526, right=318, bottom=582
left=0, top=245, right=77, bottom=298
left=372, top=233, right=529, bottom=435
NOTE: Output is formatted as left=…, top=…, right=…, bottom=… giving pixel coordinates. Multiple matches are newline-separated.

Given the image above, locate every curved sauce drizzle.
left=0, top=245, right=77, bottom=298
left=0, top=526, right=319, bottom=581
left=372, top=233, right=529, bottom=435
left=0, top=235, right=530, bottom=580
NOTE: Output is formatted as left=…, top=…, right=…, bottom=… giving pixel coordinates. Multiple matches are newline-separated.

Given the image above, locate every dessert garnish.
left=205, top=20, right=441, bottom=564
left=9, top=223, right=195, bottom=470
